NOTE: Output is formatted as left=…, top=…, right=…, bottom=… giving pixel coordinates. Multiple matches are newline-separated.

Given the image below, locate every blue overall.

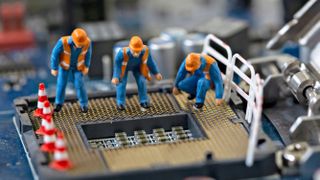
left=175, top=57, right=224, bottom=103
left=50, top=37, right=92, bottom=108
left=113, top=48, right=160, bottom=106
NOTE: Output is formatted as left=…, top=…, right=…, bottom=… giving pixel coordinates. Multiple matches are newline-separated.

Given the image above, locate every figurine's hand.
left=82, top=67, right=89, bottom=75
left=172, top=87, right=181, bottom=95
left=51, top=69, right=58, bottom=76
left=215, top=99, right=224, bottom=106
left=155, top=73, right=162, bottom=81
left=111, top=78, right=119, bottom=85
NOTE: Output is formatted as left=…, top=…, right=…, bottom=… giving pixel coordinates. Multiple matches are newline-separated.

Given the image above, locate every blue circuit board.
left=0, top=112, right=33, bottom=180
left=0, top=46, right=52, bottom=111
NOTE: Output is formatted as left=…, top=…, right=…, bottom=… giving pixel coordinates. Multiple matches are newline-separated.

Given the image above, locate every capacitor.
left=102, top=55, right=112, bottom=82
left=160, top=27, right=187, bottom=44
left=160, top=27, right=187, bottom=67
left=182, top=33, right=206, bottom=58
left=148, top=37, right=176, bottom=80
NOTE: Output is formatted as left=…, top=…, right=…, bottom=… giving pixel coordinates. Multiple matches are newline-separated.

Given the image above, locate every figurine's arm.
left=81, top=42, right=92, bottom=75
left=50, top=38, right=64, bottom=71
left=209, top=62, right=224, bottom=102
left=84, top=42, right=92, bottom=68
left=112, top=49, right=124, bottom=80
left=174, top=59, right=187, bottom=88
left=146, top=50, right=162, bottom=80
left=146, top=51, right=160, bottom=75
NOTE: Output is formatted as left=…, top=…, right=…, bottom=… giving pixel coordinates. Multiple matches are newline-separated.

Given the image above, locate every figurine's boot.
left=117, top=104, right=125, bottom=111
left=187, top=94, right=196, bottom=100
left=140, top=102, right=150, bottom=109
left=74, top=71, right=89, bottom=113
left=193, top=78, right=210, bottom=110
left=54, top=104, right=63, bottom=112
left=80, top=106, right=88, bottom=113
left=193, top=103, right=204, bottom=110
left=133, top=71, right=149, bottom=110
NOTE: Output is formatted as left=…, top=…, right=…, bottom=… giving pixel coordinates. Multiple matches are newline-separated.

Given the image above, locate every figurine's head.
left=185, top=53, right=201, bottom=73
left=71, top=28, right=89, bottom=48
left=129, top=36, right=144, bottom=57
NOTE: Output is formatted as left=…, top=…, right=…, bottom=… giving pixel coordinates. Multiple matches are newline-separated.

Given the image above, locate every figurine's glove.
left=51, top=69, right=58, bottom=76
left=112, top=78, right=119, bottom=85
left=155, top=73, right=162, bottom=81
left=82, top=67, right=89, bottom=75
left=172, top=87, right=181, bottom=95
left=215, top=99, right=224, bottom=106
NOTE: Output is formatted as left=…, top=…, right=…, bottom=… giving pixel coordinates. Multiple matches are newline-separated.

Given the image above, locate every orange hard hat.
left=71, top=28, right=89, bottom=47
left=185, top=53, right=201, bottom=72
left=129, top=36, right=144, bottom=52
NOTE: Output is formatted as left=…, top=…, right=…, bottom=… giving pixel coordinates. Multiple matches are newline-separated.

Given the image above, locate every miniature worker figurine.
left=172, top=53, right=224, bottom=109
left=50, top=28, right=92, bottom=113
left=112, top=36, right=162, bottom=110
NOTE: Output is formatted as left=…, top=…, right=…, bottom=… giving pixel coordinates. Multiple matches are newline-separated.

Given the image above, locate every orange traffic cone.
left=34, top=83, right=48, bottom=117
left=40, top=116, right=57, bottom=153
left=50, top=131, right=72, bottom=171
left=36, top=101, right=53, bottom=135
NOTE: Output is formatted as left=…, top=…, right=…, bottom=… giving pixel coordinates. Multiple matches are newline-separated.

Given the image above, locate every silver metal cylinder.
left=288, top=71, right=315, bottom=104
left=102, top=55, right=112, bottom=82
left=160, top=27, right=187, bottom=67
left=182, top=33, right=206, bottom=58
left=280, top=57, right=301, bottom=81
left=306, top=87, right=316, bottom=100
left=280, top=55, right=320, bottom=116
left=148, top=37, right=176, bottom=80
left=305, top=87, right=320, bottom=116
left=160, top=27, right=187, bottom=47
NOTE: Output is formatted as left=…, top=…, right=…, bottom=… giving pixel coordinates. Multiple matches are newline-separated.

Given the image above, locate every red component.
left=0, top=3, right=24, bottom=32
left=0, top=2, right=35, bottom=51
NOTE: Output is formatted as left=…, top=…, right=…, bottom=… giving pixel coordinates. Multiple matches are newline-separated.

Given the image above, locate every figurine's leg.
left=133, top=70, right=148, bottom=104
left=116, top=71, right=128, bottom=106
left=195, top=77, right=211, bottom=104
left=73, top=70, right=88, bottom=108
left=55, top=67, right=69, bottom=106
left=177, top=76, right=198, bottom=96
